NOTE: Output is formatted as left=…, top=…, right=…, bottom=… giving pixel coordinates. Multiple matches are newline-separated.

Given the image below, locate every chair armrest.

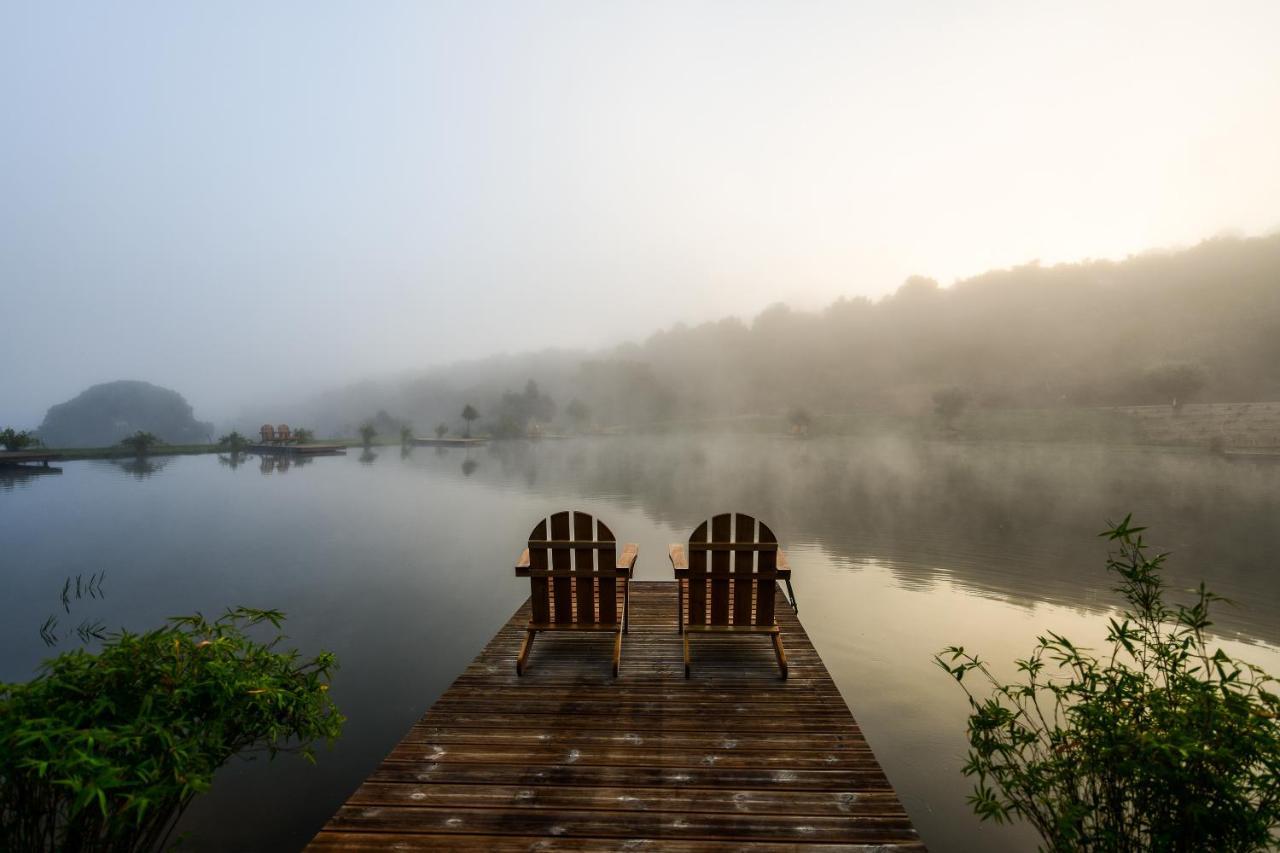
left=669, top=543, right=687, bottom=570
left=514, top=548, right=531, bottom=575
left=777, top=547, right=791, bottom=577
left=617, top=543, right=639, bottom=576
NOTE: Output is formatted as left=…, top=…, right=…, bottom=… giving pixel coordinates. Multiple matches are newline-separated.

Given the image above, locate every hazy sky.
left=3, top=1, right=1279, bottom=427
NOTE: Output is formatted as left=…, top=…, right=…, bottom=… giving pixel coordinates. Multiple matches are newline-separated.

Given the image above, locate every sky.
left=3, top=1, right=1279, bottom=427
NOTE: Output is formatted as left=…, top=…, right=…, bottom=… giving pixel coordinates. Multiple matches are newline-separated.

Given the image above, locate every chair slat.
left=756, top=521, right=778, bottom=626
left=687, top=520, right=708, bottom=625
left=529, top=519, right=550, bottom=624
left=550, top=512, right=573, bottom=624
left=732, top=513, right=756, bottom=625
left=573, top=512, right=596, bottom=625
left=709, top=514, right=731, bottom=624
left=597, top=519, right=618, bottom=625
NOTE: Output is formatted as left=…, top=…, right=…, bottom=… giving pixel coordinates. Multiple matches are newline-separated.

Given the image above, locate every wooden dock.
left=0, top=450, right=63, bottom=468
left=309, top=581, right=923, bottom=851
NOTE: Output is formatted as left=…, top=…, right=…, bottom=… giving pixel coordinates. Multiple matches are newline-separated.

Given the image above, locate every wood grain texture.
left=307, top=582, right=923, bottom=851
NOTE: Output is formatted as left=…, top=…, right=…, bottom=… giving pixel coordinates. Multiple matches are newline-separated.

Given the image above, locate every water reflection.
left=217, top=452, right=248, bottom=470
left=0, top=465, right=62, bottom=491
left=111, top=456, right=170, bottom=479
left=5, top=438, right=1277, bottom=853
left=359, top=449, right=378, bottom=465
left=466, top=436, right=1280, bottom=643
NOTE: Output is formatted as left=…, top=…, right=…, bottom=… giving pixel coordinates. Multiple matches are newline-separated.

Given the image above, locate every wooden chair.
left=259, top=424, right=276, bottom=443
left=669, top=513, right=794, bottom=680
left=276, top=424, right=292, bottom=443
left=514, top=511, right=638, bottom=677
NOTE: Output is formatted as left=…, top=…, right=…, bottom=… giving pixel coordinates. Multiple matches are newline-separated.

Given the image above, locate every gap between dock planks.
left=308, top=581, right=924, bottom=851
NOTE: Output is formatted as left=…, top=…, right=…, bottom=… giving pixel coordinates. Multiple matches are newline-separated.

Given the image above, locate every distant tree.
left=0, top=427, right=40, bottom=451
left=434, top=423, right=448, bottom=439
left=787, top=407, right=813, bottom=436
left=460, top=404, right=479, bottom=438
left=217, top=431, right=250, bottom=453
left=119, top=431, right=161, bottom=457
left=292, top=428, right=315, bottom=444
left=933, top=387, right=970, bottom=430
left=399, top=424, right=413, bottom=446
left=565, top=399, right=591, bottom=432
left=358, top=422, right=377, bottom=448
left=1144, top=362, right=1207, bottom=413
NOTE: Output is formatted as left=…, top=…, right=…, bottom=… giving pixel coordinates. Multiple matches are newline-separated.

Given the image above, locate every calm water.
left=4, top=435, right=1279, bottom=852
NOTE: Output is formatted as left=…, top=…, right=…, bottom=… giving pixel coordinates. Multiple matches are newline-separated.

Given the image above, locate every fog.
left=3, top=1, right=1280, bottom=431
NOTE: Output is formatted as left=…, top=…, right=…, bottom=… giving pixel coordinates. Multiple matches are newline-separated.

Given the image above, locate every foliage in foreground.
left=1, top=608, right=343, bottom=852
left=937, top=517, right=1280, bottom=851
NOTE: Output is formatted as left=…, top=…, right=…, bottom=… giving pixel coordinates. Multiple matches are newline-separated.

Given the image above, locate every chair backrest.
left=686, top=513, right=780, bottom=628
left=525, top=510, right=621, bottom=627
left=260, top=424, right=275, bottom=442
left=276, top=424, right=291, bottom=441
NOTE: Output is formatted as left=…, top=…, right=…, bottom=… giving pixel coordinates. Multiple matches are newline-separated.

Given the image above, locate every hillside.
left=261, top=234, right=1280, bottom=439
left=38, top=380, right=214, bottom=448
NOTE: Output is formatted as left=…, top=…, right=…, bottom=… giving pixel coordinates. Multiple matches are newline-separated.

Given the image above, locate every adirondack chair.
left=276, top=424, right=292, bottom=443
left=514, top=511, right=638, bottom=677
left=259, top=424, right=276, bottom=443
left=669, top=513, right=794, bottom=679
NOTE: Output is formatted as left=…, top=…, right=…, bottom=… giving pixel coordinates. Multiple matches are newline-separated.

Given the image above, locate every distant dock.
left=411, top=437, right=488, bottom=448
left=249, top=444, right=347, bottom=456
left=308, top=581, right=922, bottom=851
left=0, top=451, right=64, bottom=468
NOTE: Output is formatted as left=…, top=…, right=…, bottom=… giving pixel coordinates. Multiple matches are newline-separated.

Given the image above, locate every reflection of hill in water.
left=472, top=436, right=1280, bottom=644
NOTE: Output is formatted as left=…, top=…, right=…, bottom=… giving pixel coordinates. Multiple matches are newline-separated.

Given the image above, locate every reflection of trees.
left=111, top=456, right=171, bottom=480
left=460, top=458, right=478, bottom=477
left=218, top=452, right=247, bottom=470
left=471, top=436, right=1280, bottom=643
left=359, top=449, right=378, bottom=465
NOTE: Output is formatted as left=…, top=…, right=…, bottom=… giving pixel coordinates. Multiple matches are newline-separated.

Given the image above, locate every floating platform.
left=412, top=437, right=489, bottom=448
left=308, top=581, right=922, bottom=851
left=249, top=444, right=347, bottom=456
left=0, top=451, right=64, bottom=468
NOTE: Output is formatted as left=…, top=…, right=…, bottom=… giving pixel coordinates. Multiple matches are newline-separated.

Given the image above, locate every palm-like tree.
left=461, top=404, right=479, bottom=438
left=434, top=423, right=448, bottom=439
left=358, top=422, right=377, bottom=448
left=293, top=428, right=315, bottom=444
left=399, top=424, right=413, bottom=446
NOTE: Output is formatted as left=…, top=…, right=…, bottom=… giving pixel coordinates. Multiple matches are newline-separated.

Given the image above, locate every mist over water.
left=5, top=436, right=1277, bottom=850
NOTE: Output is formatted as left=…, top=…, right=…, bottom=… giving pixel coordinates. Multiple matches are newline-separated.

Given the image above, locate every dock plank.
left=308, top=581, right=923, bottom=851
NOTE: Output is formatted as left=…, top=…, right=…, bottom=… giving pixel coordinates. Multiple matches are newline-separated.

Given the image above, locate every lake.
left=4, top=435, right=1279, bottom=851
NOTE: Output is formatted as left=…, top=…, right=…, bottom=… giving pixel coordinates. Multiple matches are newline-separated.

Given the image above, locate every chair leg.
left=677, top=582, right=683, bottom=634
left=516, top=628, right=536, bottom=676
left=623, top=581, right=630, bottom=634
left=772, top=632, right=788, bottom=680
left=683, top=631, right=691, bottom=678
left=612, top=628, right=622, bottom=678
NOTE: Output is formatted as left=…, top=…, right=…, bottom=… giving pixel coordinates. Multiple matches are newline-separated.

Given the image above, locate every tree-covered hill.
left=38, top=381, right=213, bottom=448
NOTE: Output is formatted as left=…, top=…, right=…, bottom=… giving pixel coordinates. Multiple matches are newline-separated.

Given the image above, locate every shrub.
left=936, top=516, right=1280, bottom=850
left=118, top=431, right=161, bottom=456
left=217, top=431, right=250, bottom=453
left=0, top=608, right=343, bottom=852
